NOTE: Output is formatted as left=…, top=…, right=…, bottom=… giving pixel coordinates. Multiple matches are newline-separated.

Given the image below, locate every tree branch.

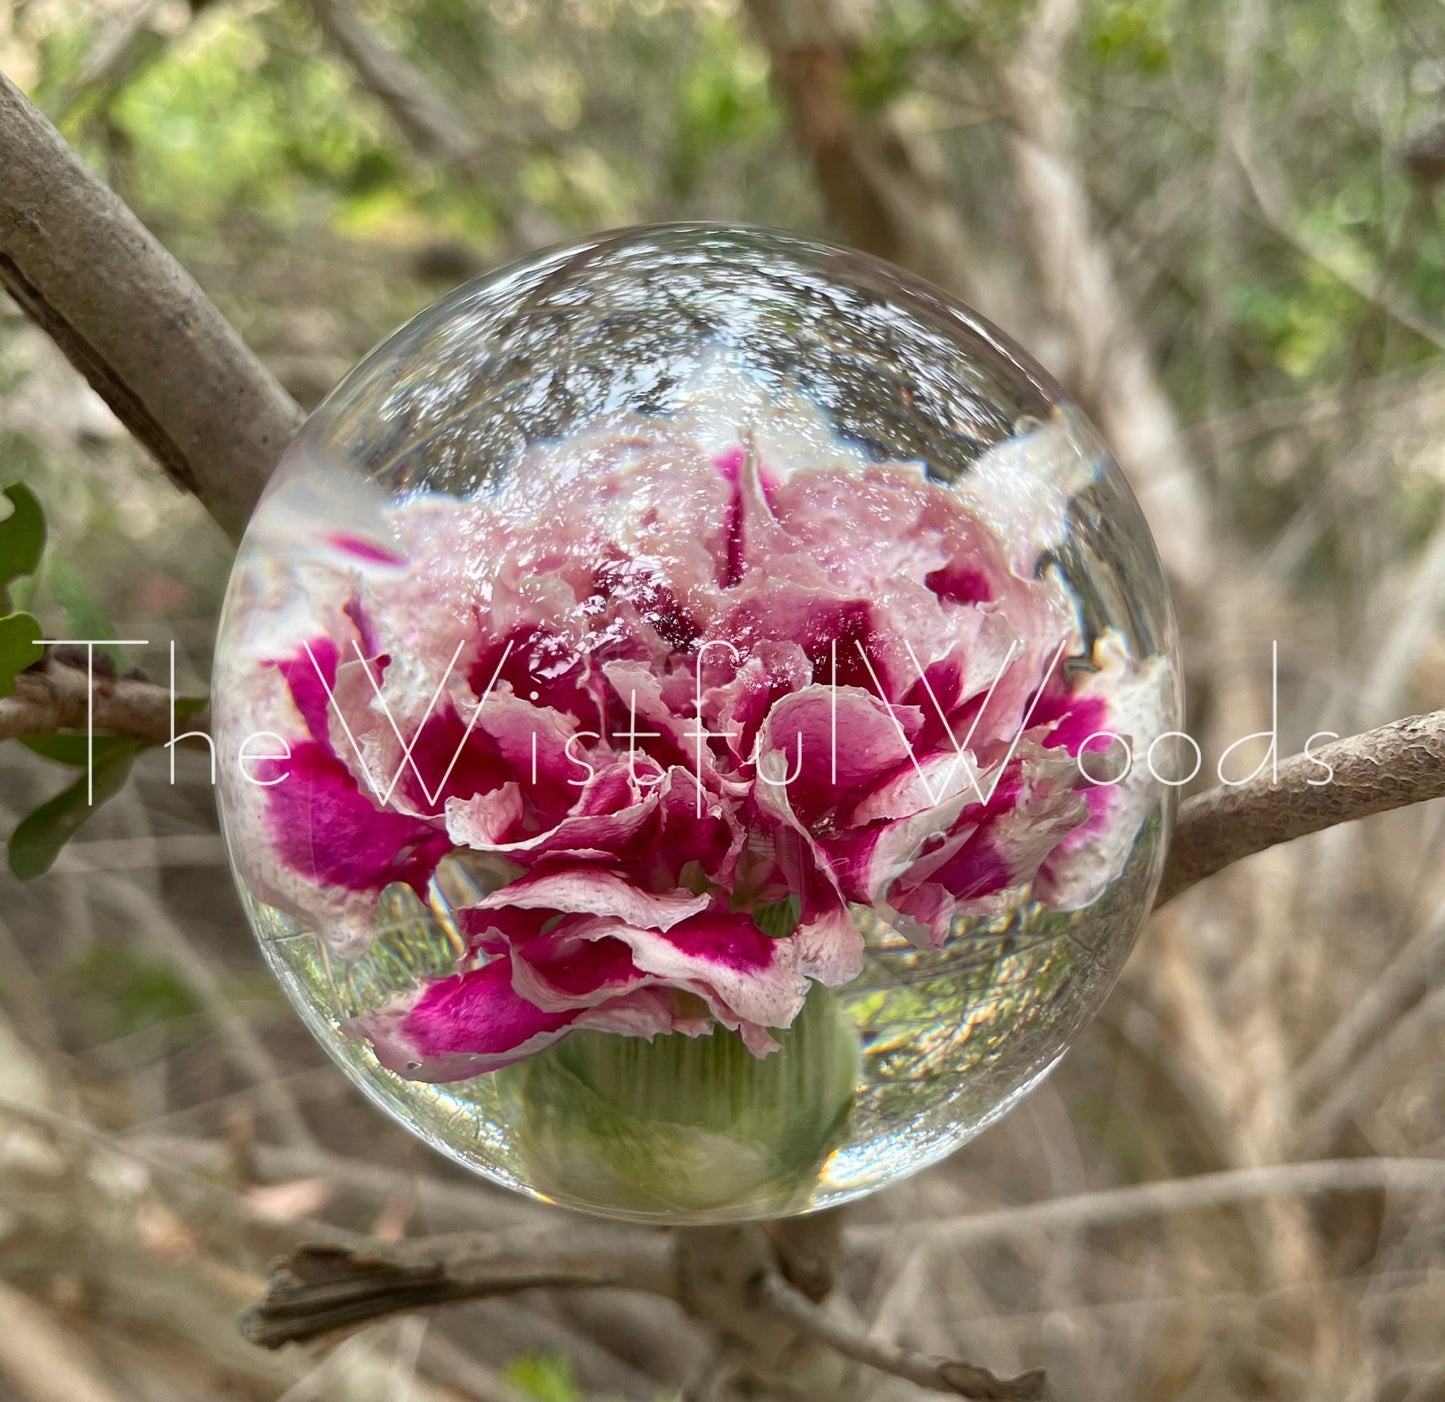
left=0, top=71, right=302, bottom=539
left=240, top=1226, right=677, bottom=1348
left=245, top=1220, right=1049, bottom=1400
left=307, top=0, right=495, bottom=181
left=0, top=657, right=193, bottom=747
left=999, top=0, right=1210, bottom=595
left=739, top=0, right=985, bottom=303
left=1156, top=710, right=1445, bottom=906
left=757, top=1271, right=1048, bottom=1401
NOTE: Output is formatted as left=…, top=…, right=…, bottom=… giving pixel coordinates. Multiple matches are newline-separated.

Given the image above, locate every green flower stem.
left=498, top=984, right=861, bottom=1220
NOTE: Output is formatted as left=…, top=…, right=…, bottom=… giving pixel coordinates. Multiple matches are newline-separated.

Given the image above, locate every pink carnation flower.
left=217, top=395, right=1168, bottom=1083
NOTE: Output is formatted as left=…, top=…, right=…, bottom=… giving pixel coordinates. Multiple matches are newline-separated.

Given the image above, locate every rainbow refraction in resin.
left=213, top=225, right=1181, bottom=1222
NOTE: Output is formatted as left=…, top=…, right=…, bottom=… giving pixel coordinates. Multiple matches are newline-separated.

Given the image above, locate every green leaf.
left=19, top=733, right=141, bottom=767
left=0, top=483, right=45, bottom=603
left=9, top=739, right=142, bottom=879
left=0, top=610, right=43, bottom=698
left=45, top=557, right=124, bottom=668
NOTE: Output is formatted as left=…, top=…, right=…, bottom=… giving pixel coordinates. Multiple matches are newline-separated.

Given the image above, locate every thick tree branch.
left=1156, top=710, right=1445, bottom=906
left=0, top=658, right=192, bottom=747
left=0, top=71, right=302, bottom=538
left=739, top=0, right=984, bottom=304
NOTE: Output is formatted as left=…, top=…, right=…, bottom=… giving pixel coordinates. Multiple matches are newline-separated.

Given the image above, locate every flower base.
left=496, top=983, right=862, bottom=1220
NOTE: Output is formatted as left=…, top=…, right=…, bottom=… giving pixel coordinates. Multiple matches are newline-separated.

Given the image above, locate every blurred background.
left=2, top=0, right=1445, bottom=1398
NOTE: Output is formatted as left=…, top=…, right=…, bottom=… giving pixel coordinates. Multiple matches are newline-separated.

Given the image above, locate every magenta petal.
left=265, top=741, right=449, bottom=897
left=473, top=870, right=711, bottom=931
left=658, top=767, right=744, bottom=883
left=476, top=691, right=579, bottom=796
left=885, top=880, right=957, bottom=947
left=276, top=637, right=341, bottom=744
left=445, top=782, right=524, bottom=846
left=792, top=887, right=864, bottom=984
left=1034, top=635, right=1173, bottom=909
left=756, top=685, right=921, bottom=826
left=575, top=987, right=711, bottom=1040
left=447, top=760, right=662, bottom=862
left=606, top=910, right=810, bottom=1032
left=513, top=929, right=649, bottom=1009
left=921, top=834, right=1013, bottom=903
left=361, top=960, right=577, bottom=1082
left=832, top=789, right=979, bottom=907
left=849, top=750, right=984, bottom=825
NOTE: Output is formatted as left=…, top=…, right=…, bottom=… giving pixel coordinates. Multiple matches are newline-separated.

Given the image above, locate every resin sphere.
left=213, top=224, right=1181, bottom=1223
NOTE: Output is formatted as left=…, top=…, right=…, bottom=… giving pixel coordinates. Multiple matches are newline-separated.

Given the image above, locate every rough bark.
left=1156, top=710, right=1445, bottom=905
left=0, top=71, right=301, bottom=539
left=0, top=658, right=192, bottom=747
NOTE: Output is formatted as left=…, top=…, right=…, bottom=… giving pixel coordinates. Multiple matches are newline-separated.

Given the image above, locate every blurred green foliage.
left=1, top=0, right=1442, bottom=595
left=68, top=941, right=200, bottom=1040
left=1085, top=0, right=1173, bottom=72
left=847, top=1, right=980, bottom=110
left=502, top=1351, right=584, bottom=1402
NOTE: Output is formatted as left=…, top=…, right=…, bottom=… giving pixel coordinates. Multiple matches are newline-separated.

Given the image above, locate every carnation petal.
left=473, top=870, right=711, bottom=930
left=360, top=960, right=578, bottom=1082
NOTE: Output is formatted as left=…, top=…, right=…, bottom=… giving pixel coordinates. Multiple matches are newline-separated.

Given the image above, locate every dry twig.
left=850, top=1157, right=1445, bottom=1252
left=240, top=1228, right=676, bottom=1348
left=758, top=1270, right=1049, bottom=1401
left=1157, top=710, right=1445, bottom=905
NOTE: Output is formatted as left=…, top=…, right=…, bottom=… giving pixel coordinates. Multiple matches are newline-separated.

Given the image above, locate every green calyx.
left=497, top=983, right=861, bottom=1221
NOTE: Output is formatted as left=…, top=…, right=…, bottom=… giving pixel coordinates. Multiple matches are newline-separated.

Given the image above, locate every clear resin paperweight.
left=212, top=224, right=1181, bottom=1223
